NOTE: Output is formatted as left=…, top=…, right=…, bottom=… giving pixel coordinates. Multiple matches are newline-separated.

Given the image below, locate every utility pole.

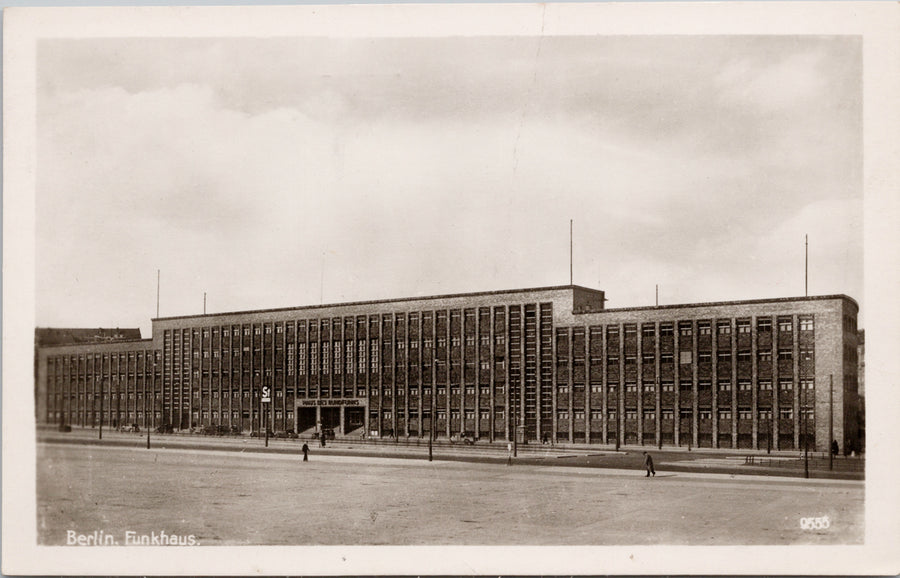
left=805, top=234, right=808, bottom=297
left=655, top=284, right=658, bottom=307
left=203, top=292, right=206, bottom=315
left=156, top=269, right=160, bottom=318
left=570, top=219, right=573, bottom=285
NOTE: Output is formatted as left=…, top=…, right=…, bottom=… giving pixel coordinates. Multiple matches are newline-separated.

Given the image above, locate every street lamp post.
left=98, top=378, right=104, bottom=440
left=803, top=387, right=810, bottom=479
left=615, top=385, right=620, bottom=451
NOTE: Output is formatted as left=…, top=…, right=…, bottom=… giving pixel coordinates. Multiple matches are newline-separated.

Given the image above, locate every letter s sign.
left=261, top=386, right=271, bottom=402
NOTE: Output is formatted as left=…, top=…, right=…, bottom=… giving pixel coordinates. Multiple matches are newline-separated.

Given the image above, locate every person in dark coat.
left=301, top=442, right=309, bottom=462
left=643, top=451, right=655, bottom=477
left=831, top=440, right=839, bottom=457
left=320, top=431, right=326, bottom=447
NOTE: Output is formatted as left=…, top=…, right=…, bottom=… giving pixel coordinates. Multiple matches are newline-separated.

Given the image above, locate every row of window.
left=595, top=407, right=813, bottom=420
left=600, top=348, right=813, bottom=364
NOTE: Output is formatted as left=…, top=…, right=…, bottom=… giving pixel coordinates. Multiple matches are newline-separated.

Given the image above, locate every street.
left=37, top=442, right=863, bottom=545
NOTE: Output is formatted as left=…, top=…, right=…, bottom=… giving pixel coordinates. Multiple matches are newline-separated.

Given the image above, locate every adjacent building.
left=36, top=285, right=861, bottom=453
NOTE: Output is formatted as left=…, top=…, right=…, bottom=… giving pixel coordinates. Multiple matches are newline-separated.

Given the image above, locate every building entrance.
left=344, top=407, right=365, bottom=435
left=297, top=408, right=317, bottom=434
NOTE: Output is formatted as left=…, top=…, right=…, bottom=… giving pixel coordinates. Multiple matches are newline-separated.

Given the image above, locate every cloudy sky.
left=36, top=35, right=863, bottom=336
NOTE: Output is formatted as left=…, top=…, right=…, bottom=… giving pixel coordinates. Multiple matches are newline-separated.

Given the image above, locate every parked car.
left=155, top=423, right=174, bottom=434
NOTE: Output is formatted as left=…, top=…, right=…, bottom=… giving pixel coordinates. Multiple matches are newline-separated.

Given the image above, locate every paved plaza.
left=37, top=442, right=863, bottom=545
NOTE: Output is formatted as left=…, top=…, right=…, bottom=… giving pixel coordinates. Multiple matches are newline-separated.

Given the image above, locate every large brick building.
left=35, top=285, right=861, bottom=453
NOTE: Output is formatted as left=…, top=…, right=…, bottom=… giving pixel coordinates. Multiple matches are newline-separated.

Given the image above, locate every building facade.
left=36, top=285, right=861, bottom=453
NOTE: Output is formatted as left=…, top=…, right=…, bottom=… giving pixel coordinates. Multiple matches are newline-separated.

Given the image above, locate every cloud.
left=35, top=36, right=864, bottom=334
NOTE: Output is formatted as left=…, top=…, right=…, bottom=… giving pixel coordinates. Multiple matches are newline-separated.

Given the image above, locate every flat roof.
left=152, top=284, right=605, bottom=322
left=588, top=294, right=858, bottom=315
left=37, top=338, right=154, bottom=350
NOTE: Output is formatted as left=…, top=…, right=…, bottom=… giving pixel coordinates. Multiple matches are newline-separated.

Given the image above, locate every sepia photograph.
left=3, top=2, right=899, bottom=575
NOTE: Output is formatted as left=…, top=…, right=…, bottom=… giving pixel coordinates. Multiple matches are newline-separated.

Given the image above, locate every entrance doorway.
left=344, top=407, right=365, bottom=434
left=297, top=407, right=317, bottom=434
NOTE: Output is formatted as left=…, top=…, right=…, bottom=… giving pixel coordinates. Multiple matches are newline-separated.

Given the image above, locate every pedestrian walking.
left=301, top=442, right=309, bottom=462
left=506, top=442, right=513, bottom=466
left=643, top=451, right=655, bottom=477
left=831, top=439, right=839, bottom=457
left=320, top=431, right=326, bottom=447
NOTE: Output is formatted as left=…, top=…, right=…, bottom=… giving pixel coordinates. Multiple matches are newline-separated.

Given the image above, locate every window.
left=738, top=409, right=753, bottom=420
left=495, top=335, right=506, bottom=346
left=800, top=348, right=814, bottom=362
left=643, top=410, right=656, bottom=420
left=698, top=351, right=712, bottom=363
left=737, top=350, right=751, bottom=363
left=661, top=381, right=674, bottom=392
left=718, top=409, right=732, bottom=420
left=574, top=411, right=585, bottom=420
left=660, top=323, right=674, bottom=337
left=558, top=385, right=570, bottom=393
left=625, top=410, right=637, bottom=420
left=465, top=410, right=475, bottom=419
left=480, top=386, right=490, bottom=395
left=717, top=351, right=732, bottom=363
left=264, top=325, right=272, bottom=335
left=779, top=379, right=793, bottom=391
left=558, top=411, right=569, bottom=420
left=643, top=383, right=656, bottom=393
left=662, top=409, right=675, bottom=420
left=494, top=410, right=505, bottom=420
left=679, top=322, right=692, bottom=336
left=480, top=410, right=490, bottom=420
left=624, top=324, right=637, bottom=335
left=778, top=317, right=792, bottom=332
left=680, top=380, right=692, bottom=391
left=607, top=355, right=619, bottom=364
left=800, top=316, right=814, bottom=331
left=758, top=351, right=772, bottom=362
left=717, top=322, right=731, bottom=335
left=778, top=349, right=793, bottom=362
left=679, top=351, right=693, bottom=364
left=480, top=361, right=490, bottom=371
left=737, top=320, right=751, bottom=333
left=450, top=386, right=460, bottom=395
left=801, top=379, right=815, bottom=390
left=606, top=326, right=619, bottom=337
left=625, top=355, right=637, bottom=366
left=758, top=408, right=772, bottom=420
left=757, top=318, right=772, bottom=332
left=698, top=380, right=711, bottom=391
left=779, top=408, right=793, bottom=419
left=465, top=386, right=475, bottom=395
left=698, top=322, right=711, bottom=335
left=738, top=380, right=752, bottom=391
left=642, top=353, right=655, bottom=364
left=642, top=324, right=656, bottom=337
left=718, top=381, right=732, bottom=392
left=608, top=383, right=618, bottom=392
left=625, top=383, right=637, bottom=392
